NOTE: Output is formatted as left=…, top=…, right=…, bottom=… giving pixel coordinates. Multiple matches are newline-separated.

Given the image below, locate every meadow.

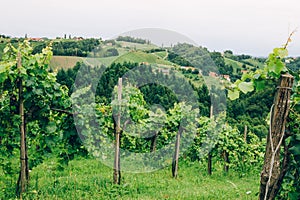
left=1, top=157, right=260, bottom=200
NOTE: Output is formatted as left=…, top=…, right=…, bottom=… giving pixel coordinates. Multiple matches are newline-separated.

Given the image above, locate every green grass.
left=93, top=56, right=120, bottom=66
left=113, top=51, right=174, bottom=66
left=153, top=51, right=167, bottom=59
left=50, top=56, right=83, bottom=70
left=48, top=42, right=165, bottom=69
left=243, top=59, right=265, bottom=68
left=224, top=58, right=252, bottom=73
left=1, top=158, right=260, bottom=200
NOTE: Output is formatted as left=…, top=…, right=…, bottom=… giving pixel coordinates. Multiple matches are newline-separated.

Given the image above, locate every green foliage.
left=72, top=82, right=199, bottom=170
left=167, top=51, right=192, bottom=66
left=116, top=36, right=149, bottom=44
left=210, top=51, right=233, bottom=75
left=226, top=35, right=300, bottom=199
left=188, top=114, right=264, bottom=173
left=50, top=39, right=100, bottom=57
left=0, top=40, right=71, bottom=181
left=103, top=48, right=119, bottom=57
left=227, top=47, right=289, bottom=100
left=169, top=43, right=214, bottom=75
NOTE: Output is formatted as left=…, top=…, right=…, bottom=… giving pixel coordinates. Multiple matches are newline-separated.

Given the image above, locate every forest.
left=0, top=35, right=299, bottom=200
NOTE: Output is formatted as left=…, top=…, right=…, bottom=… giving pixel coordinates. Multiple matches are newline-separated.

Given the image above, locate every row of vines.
left=0, top=39, right=299, bottom=199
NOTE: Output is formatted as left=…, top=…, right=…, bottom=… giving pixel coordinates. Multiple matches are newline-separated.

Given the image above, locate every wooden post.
left=259, top=74, right=294, bottom=200
left=150, top=133, right=157, bottom=152
left=113, top=78, right=122, bottom=184
left=172, top=127, right=183, bottom=178
left=207, top=105, right=213, bottom=175
left=16, top=52, right=29, bottom=197
left=207, top=153, right=212, bottom=175
left=244, top=125, right=247, bottom=142
left=223, top=151, right=229, bottom=173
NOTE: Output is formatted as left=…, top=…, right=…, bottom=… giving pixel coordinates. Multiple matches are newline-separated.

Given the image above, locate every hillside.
left=2, top=37, right=299, bottom=200
left=50, top=56, right=83, bottom=69
left=113, top=51, right=174, bottom=66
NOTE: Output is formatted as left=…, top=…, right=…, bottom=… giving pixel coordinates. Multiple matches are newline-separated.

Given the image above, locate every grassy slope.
left=2, top=158, right=260, bottom=200
left=49, top=41, right=162, bottom=69
left=50, top=56, right=83, bottom=70
left=243, top=58, right=265, bottom=68
left=113, top=51, right=174, bottom=66
left=224, top=58, right=252, bottom=73
left=153, top=51, right=167, bottom=59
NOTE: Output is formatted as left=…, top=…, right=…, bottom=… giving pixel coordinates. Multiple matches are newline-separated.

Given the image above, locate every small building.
left=209, top=71, right=218, bottom=78
left=222, top=74, right=231, bottom=81
left=159, top=68, right=170, bottom=75
left=74, top=37, right=84, bottom=41
left=241, top=70, right=248, bottom=74
left=140, top=62, right=149, bottom=65
left=29, top=38, right=43, bottom=42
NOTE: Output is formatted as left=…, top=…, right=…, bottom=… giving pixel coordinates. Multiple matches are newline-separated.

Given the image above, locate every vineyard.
left=0, top=36, right=299, bottom=200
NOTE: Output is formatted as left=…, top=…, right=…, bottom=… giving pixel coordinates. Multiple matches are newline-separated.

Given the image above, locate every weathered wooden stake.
left=113, top=78, right=122, bottom=184
left=259, top=74, right=294, bottom=200
left=172, top=127, right=183, bottom=178
left=150, top=133, right=157, bottom=152
left=244, top=125, right=248, bottom=142
left=223, top=151, right=229, bottom=173
left=207, top=153, right=212, bottom=175
left=207, top=105, right=213, bottom=175
left=16, top=52, right=29, bottom=198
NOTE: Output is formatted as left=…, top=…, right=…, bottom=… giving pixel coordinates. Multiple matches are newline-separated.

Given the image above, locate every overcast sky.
left=1, top=0, right=299, bottom=56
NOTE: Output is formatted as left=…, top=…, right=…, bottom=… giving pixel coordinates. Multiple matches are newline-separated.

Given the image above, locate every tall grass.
left=1, top=157, right=260, bottom=199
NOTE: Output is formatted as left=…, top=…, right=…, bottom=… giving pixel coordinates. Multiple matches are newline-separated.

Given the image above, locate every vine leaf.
left=289, top=146, right=300, bottom=156
left=254, top=80, right=266, bottom=91
left=46, top=121, right=57, bottom=134
left=228, top=89, right=239, bottom=100
left=238, top=82, right=254, bottom=94
left=273, top=48, right=288, bottom=58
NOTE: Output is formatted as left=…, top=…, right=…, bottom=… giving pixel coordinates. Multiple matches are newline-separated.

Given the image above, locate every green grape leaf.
left=254, top=79, right=265, bottom=91
left=238, top=82, right=254, bottom=94
left=46, top=122, right=57, bottom=134
left=253, top=73, right=261, bottom=79
left=3, top=46, right=10, bottom=54
left=273, top=48, right=288, bottom=58
left=0, top=64, right=7, bottom=74
left=25, top=79, right=35, bottom=87
left=228, top=89, right=239, bottom=100
left=33, top=88, right=43, bottom=96
left=289, top=145, right=300, bottom=156
left=0, top=73, right=7, bottom=83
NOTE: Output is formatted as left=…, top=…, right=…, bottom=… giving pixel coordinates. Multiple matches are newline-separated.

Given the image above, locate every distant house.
left=159, top=68, right=170, bottom=75
left=29, top=38, right=43, bottom=42
left=222, top=74, right=231, bottom=81
left=74, top=37, right=84, bottom=41
left=180, top=66, right=195, bottom=70
left=241, top=70, right=248, bottom=74
left=209, top=71, right=218, bottom=78
left=140, top=62, right=149, bottom=65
